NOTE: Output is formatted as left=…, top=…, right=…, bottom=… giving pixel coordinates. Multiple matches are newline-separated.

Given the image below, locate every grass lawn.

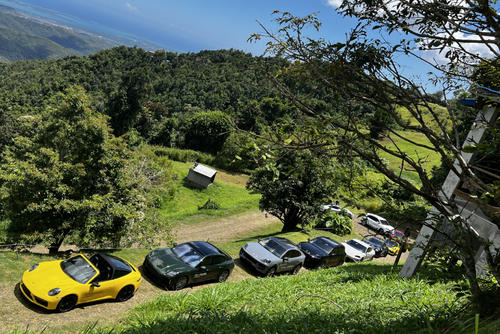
left=378, top=130, right=442, bottom=185
left=160, top=161, right=260, bottom=224
left=94, top=262, right=470, bottom=334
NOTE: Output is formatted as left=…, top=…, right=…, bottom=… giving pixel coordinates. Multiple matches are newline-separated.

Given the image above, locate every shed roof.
left=191, top=163, right=217, bottom=178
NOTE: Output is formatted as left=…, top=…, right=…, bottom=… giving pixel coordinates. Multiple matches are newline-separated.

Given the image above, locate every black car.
left=142, top=241, right=234, bottom=290
left=363, top=237, right=388, bottom=258
left=297, top=236, right=346, bottom=269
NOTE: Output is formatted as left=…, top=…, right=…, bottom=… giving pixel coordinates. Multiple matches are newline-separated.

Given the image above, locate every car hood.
left=242, top=242, right=280, bottom=263
left=380, top=223, right=394, bottom=231
left=22, top=260, right=80, bottom=296
left=147, top=248, right=192, bottom=275
left=342, top=243, right=365, bottom=258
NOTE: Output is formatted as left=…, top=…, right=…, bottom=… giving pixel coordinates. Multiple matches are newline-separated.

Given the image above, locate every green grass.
left=378, top=130, right=442, bottom=185
left=161, top=161, right=260, bottom=224
left=92, top=262, right=469, bottom=334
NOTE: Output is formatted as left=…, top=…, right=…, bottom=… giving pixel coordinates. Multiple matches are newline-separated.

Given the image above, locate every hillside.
left=0, top=7, right=115, bottom=61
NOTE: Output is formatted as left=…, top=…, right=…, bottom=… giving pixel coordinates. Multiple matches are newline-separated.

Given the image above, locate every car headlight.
left=165, top=271, right=179, bottom=277
left=48, top=288, right=61, bottom=296
left=29, top=264, right=39, bottom=272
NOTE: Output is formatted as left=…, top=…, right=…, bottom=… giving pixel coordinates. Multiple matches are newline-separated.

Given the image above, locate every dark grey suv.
left=239, top=237, right=305, bottom=277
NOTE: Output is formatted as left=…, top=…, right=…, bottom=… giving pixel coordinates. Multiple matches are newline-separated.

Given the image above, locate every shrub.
left=152, top=146, right=215, bottom=165
left=313, top=211, right=353, bottom=236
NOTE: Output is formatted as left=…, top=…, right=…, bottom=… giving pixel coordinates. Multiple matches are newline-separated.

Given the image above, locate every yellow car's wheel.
left=57, top=295, right=77, bottom=312
left=116, top=285, right=135, bottom=302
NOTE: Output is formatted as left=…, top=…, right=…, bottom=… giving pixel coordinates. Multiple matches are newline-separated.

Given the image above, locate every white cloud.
left=326, top=0, right=343, bottom=9
left=125, top=2, right=140, bottom=14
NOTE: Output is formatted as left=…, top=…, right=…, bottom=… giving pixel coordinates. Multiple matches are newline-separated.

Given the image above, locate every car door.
left=330, top=247, right=345, bottom=267
left=280, top=250, right=302, bottom=272
left=367, top=215, right=378, bottom=229
left=81, top=276, right=116, bottom=303
left=193, top=256, right=216, bottom=283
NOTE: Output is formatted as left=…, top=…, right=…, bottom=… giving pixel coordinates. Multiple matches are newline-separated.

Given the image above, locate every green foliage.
left=369, top=108, right=395, bottom=139
left=247, top=149, right=341, bottom=232
left=313, top=211, right=353, bottom=236
left=0, top=86, right=161, bottom=252
left=152, top=146, right=215, bottom=165
left=214, top=132, right=260, bottom=173
left=182, top=110, right=232, bottom=154
left=94, top=263, right=468, bottom=334
left=198, top=199, right=220, bottom=210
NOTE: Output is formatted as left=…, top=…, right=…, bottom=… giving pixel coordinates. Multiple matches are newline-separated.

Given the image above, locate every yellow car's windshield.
left=60, top=255, right=97, bottom=284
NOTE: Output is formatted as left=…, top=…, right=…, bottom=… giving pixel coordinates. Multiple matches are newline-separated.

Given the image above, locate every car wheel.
left=378, top=228, right=384, bottom=235
left=172, top=276, right=188, bottom=290
left=217, top=270, right=230, bottom=283
left=56, top=295, right=77, bottom=313
left=291, top=264, right=302, bottom=275
left=265, top=266, right=276, bottom=277
left=116, top=285, right=135, bottom=302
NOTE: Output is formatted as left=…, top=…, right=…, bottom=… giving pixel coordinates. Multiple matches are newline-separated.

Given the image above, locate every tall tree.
left=0, top=86, right=140, bottom=253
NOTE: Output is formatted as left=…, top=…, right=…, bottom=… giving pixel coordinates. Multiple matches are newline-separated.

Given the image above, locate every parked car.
left=342, top=239, right=376, bottom=262
left=322, top=203, right=354, bottom=219
left=20, top=253, right=141, bottom=312
left=363, top=237, right=388, bottom=258
left=297, top=236, right=346, bottom=269
left=361, top=213, right=394, bottom=235
left=384, top=239, right=400, bottom=256
left=239, top=236, right=305, bottom=277
left=390, top=229, right=409, bottom=251
left=143, top=241, right=234, bottom=290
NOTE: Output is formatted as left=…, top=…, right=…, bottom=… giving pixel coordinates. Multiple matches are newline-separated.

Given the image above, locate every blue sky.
left=12, top=0, right=354, bottom=53
left=2, top=0, right=437, bottom=86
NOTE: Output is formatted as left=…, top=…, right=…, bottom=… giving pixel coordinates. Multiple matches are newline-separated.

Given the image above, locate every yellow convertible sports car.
left=20, top=253, right=142, bottom=312
left=384, top=239, right=400, bottom=256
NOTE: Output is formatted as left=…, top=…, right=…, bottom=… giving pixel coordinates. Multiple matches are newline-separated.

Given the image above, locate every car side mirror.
left=91, top=281, right=100, bottom=288
left=283, top=258, right=289, bottom=262
left=173, top=243, right=178, bottom=247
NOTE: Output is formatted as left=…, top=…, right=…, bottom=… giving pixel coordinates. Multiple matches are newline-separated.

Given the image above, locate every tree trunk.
left=281, top=207, right=301, bottom=232
left=48, top=234, right=66, bottom=255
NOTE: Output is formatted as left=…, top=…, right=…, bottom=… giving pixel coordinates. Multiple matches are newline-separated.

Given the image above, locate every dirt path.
left=0, top=211, right=277, bottom=332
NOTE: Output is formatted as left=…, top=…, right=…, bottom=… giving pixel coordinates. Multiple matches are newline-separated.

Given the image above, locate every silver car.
left=239, top=237, right=305, bottom=277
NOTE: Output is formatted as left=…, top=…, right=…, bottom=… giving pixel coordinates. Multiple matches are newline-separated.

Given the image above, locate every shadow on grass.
left=233, top=230, right=284, bottom=243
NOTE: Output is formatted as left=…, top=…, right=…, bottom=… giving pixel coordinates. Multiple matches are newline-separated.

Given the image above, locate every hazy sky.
left=11, top=0, right=354, bottom=53
left=3, top=0, right=458, bottom=88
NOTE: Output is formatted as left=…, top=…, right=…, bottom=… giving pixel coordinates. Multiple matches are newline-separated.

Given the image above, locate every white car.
left=342, top=239, right=375, bottom=262
left=361, top=213, right=394, bottom=235
left=322, top=203, right=354, bottom=219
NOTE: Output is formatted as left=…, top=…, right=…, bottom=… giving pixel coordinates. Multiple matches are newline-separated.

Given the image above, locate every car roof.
left=347, top=239, right=371, bottom=248
left=312, top=236, right=341, bottom=247
left=190, top=241, right=223, bottom=256
left=366, top=213, right=386, bottom=220
left=98, top=254, right=132, bottom=272
left=265, top=236, right=297, bottom=250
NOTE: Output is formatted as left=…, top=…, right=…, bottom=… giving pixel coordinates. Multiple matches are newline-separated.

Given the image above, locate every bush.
left=313, top=211, right=353, bottom=236
left=198, top=199, right=220, bottom=210
left=152, top=146, right=215, bottom=165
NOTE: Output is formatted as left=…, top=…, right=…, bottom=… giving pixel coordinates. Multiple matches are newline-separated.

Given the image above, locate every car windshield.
left=394, top=230, right=405, bottom=237
left=346, top=240, right=367, bottom=252
left=259, top=239, right=287, bottom=257
left=311, top=238, right=337, bottom=253
left=173, top=243, right=203, bottom=267
left=60, top=255, right=97, bottom=284
left=367, top=238, right=383, bottom=247
left=385, top=240, right=398, bottom=247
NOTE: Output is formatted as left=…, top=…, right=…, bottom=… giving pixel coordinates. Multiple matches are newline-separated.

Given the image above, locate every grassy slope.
left=375, top=103, right=449, bottom=186
left=94, top=263, right=468, bottom=334
left=161, top=161, right=260, bottom=224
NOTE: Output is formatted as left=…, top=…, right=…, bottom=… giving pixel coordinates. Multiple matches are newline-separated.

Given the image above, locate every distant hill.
left=0, top=7, right=115, bottom=61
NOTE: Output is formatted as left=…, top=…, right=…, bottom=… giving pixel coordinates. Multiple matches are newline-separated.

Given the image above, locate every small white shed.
left=186, top=163, right=217, bottom=189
